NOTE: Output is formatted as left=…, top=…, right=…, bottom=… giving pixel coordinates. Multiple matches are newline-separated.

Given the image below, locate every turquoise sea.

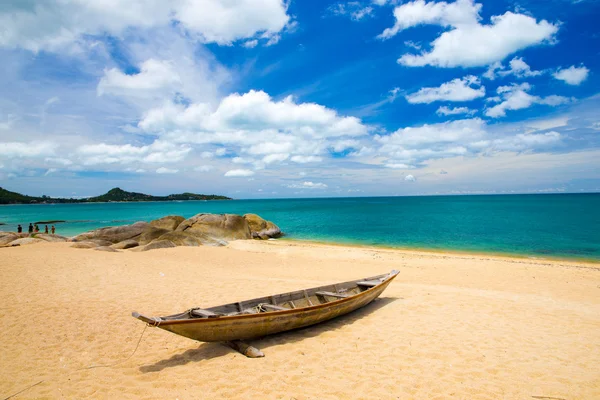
left=1, top=194, right=598, bottom=261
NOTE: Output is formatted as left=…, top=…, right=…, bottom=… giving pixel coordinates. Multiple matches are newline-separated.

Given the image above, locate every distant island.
left=0, top=187, right=232, bottom=204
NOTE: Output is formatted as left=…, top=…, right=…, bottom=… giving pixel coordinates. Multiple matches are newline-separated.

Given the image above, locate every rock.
left=71, top=221, right=150, bottom=244
left=111, top=239, right=139, bottom=250
left=89, top=239, right=114, bottom=247
left=150, top=215, right=185, bottom=231
left=95, top=246, right=118, bottom=252
left=9, top=238, right=45, bottom=246
left=244, top=214, right=283, bottom=239
left=0, top=232, right=18, bottom=246
left=33, top=234, right=68, bottom=242
left=176, top=213, right=251, bottom=241
left=140, top=239, right=177, bottom=251
left=157, top=231, right=226, bottom=247
left=137, top=227, right=170, bottom=245
left=71, top=241, right=100, bottom=249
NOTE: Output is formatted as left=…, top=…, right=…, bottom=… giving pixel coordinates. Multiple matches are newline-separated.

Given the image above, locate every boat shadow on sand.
left=139, top=296, right=398, bottom=372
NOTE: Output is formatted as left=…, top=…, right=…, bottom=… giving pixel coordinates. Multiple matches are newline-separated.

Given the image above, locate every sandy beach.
left=1, top=240, right=599, bottom=399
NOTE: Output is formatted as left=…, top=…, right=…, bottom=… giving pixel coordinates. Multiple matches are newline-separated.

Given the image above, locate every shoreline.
left=277, top=237, right=600, bottom=265
left=2, top=228, right=599, bottom=263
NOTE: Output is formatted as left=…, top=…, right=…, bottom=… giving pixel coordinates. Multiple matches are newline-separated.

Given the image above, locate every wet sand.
left=1, top=240, right=599, bottom=399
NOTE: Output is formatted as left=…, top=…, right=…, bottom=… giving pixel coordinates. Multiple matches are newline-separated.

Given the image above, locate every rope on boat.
left=79, top=324, right=148, bottom=370
left=2, top=381, right=44, bottom=400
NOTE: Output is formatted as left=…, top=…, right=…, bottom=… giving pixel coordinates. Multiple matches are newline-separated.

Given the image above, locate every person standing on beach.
left=51, top=225, right=55, bottom=234
left=17, top=225, right=22, bottom=233
left=34, top=224, right=39, bottom=233
left=45, top=225, right=49, bottom=234
left=28, top=223, right=33, bottom=233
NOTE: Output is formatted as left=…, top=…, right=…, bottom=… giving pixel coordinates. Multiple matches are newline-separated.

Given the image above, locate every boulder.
left=95, top=246, right=118, bottom=252
left=9, top=238, right=45, bottom=246
left=34, top=234, right=68, bottom=243
left=140, top=239, right=177, bottom=251
left=89, top=239, right=114, bottom=247
left=71, top=241, right=100, bottom=249
left=0, top=232, right=18, bottom=246
left=71, top=221, right=149, bottom=244
left=150, top=215, right=185, bottom=231
left=157, top=231, right=226, bottom=247
left=176, top=213, right=251, bottom=241
left=244, top=214, right=283, bottom=239
left=111, top=239, right=139, bottom=250
left=137, top=227, right=170, bottom=245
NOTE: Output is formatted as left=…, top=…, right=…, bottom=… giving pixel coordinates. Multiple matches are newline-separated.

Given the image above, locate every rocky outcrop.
left=176, top=214, right=251, bottom=241
left=111, top=239, right=139, bottom=250
left=71, top=241, right=101, bottom=249
left=10, top=237, right=45, bottom=246
left=137, top=227, right=170, bottom=245
left=243, top=214, right=282, bottom=239
left=33, top=234, right=68, bottom=242
left=158, top=231, right=227, bottom=247
left=2, top=212, right=283, bottom=251
left=0, top=232, right=18, bottom=246
left=71, top=221, right=150, bottom=244
left=141, top=240, right=177, bottom=251
left=150, top=215, right=185, bottom=231
left=95, top=246, right=119, bottom=252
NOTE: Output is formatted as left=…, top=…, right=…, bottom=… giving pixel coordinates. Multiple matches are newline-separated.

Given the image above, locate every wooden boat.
left=132, top=270, right=399, bottom=344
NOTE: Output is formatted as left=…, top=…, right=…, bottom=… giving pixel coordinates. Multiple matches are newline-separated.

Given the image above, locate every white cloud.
left=0, top=0, right=291, bottom=52
left=484, top=57, right=543, bottom=80
left=379, top=0, right=558, bottom=67
left=372, top=117, right=567, bottom=170
left=262, top=153, right=289, bottom=164
left=95, top=29, right=231, bottom=107
left=225, top=169, right=255, bottom=177
left=98, top=59, right=181, bottom=98
left=290, top=155, right=322, bottom=163
left=406, top=76, right=485, bottom=104
left=485, top=83, right=571, bottom=118
left=405, top=174, right=416, bottom=181
left=138, top=90, right=369, bottom=169
left=45, top=157, right=73, bottom=166
left=489, top=131, right=561, bottom=152
left=76, top=141, right=190, bottom=165
left=243, top=40, right=258, bottom=49
left=156, top=167, right=178, bottom=174
left=436, top=106, right=476, bottom=116
left=286, top=181, right=328, bottom=189
left=328, top=2, right=374, bottom=21
left=386, top=163, right=413, bottom=169
left=0, top=141, right=57, bottom=158
left=140, top=90, right=367, bottom=137
left=353, top=7, right=374, bottom=20
left=378, top=118, right=486, bottom=149
left=553, top=65, right=589, bottom=85
left=404, top=41, right=421, bottom=50
left=388, top=87, right=402, bottom=102
left=194, top=165, right=214, bottom=172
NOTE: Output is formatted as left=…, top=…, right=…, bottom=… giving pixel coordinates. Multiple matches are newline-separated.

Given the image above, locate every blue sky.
left=0, top=0, right=598, bottom=198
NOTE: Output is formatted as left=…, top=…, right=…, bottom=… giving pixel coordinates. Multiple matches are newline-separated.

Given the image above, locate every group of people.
left=17, top=223, right=55, bottom=235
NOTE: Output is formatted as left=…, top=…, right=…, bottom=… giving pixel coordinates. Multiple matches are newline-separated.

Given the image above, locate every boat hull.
left=156, top=276, right=396, bottom=342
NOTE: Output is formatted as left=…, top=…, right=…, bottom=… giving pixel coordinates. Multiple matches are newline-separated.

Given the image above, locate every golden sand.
left=1, top=240, right=599, bottom=399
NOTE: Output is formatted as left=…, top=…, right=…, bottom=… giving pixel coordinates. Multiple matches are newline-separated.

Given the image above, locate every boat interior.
left=159, top=271, right=396, bottom=321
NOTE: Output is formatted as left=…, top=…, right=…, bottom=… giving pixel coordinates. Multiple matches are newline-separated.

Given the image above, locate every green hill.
left=0, top=187, right=231, bottom=204
left=87, top=188, right=154, bottom=202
